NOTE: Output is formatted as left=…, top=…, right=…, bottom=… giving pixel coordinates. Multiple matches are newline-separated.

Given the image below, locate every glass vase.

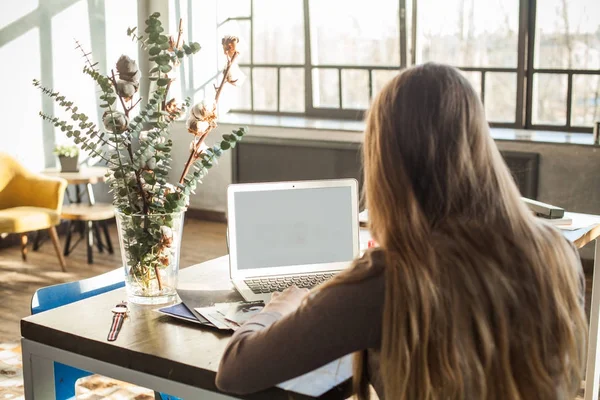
left=115, top=210, right=185, bottom=305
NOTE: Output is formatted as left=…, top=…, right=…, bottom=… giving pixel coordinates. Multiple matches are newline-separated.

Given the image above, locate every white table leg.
left=21, top=339, right=237, bottom=399
left=22, top=338, right=56, bottom=400
left=585, top=239, right=600, bottom=400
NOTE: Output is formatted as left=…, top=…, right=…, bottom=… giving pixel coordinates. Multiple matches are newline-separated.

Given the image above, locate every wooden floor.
left=0, top=219, right=228, bottom=343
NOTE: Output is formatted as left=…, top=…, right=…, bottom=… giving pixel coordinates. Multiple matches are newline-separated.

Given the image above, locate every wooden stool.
left=61, top=203, right=115, bottom=264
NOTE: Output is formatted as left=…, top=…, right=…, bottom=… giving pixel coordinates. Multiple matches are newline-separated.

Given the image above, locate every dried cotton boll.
left=190, top=102, right=210, bottom=120
left=145, top=158, right=157, bottom=170
left=226, top=64, right=246, bottom=87
left=221, top=36, right=239, bottom=58
left=186, top=117, right=209, bottom=135
left=102, top=111, right=128, bottom=132
left=116, top=55, right=140, bottom=83
left=138, top=131, right=149, bottom=141
left=160, top=225, right=173, bottom=239
left=116, top=80, right=138, bottom=101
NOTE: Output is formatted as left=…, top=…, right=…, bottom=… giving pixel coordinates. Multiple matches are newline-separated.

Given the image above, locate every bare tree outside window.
left=204, top=0, right=600, bottom=132
left=533, top=0, right=600, bottom=127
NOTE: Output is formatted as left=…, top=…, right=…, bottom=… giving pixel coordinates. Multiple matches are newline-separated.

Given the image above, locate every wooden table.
left=21, top=256, right=352, bottom=400
left=20, top=212, right=600, bottom=400
left=42, top=167, right=112, bottom=263
left=42, top=167, right=108, bottom=204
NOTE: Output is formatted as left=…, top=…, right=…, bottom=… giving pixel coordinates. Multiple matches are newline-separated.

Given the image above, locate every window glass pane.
left=534, top=0, right=600, bottom=69
left=217, top=0, right=251, bottom=23
left=312, top=68, right=339, bottom=108
left=2, top=27, right=44, bottom=170
left=253, top=0, right=304, bottom=64
left=218, top=20, right=251, bottom=65
left=252, top=67, right=277, bottom=111
left=460, top=70, right=482, bottom=99
left=230, top=66, right=252, bottom=110
left=188, top=1, right=218, bottom=98
left=372, top=70, right=399, bottom=99
left=309, top=0, right=400, bottom=66
left=485, top=72, right=516, bottom=123
left=280, top=68, right=305, bottom=112
left=342, top=69, right=369, bottom=109
left=105, top=0, right=138, bottom=68
left=52, top=1, right=97, bottom=128
left=571, top=75, right=600, bottom=127
left=532, top=74, right=567, bottom=125
left=416, top=0, right=519, bottom=67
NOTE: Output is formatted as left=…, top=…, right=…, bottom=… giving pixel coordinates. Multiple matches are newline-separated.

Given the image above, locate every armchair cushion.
left=0, top=207, right=60, bottom=233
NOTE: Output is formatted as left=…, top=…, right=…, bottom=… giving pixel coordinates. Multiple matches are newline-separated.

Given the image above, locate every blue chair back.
left=31, top=268, right=125, bottom=314
left=30, top=268, right=125, bottom=400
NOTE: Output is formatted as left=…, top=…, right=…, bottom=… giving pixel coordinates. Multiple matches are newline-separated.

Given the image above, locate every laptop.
left=227, top=179, right=360, bottom=302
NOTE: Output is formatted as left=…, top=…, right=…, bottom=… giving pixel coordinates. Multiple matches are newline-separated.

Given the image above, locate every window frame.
left=224, top=0, right=598, bottom=133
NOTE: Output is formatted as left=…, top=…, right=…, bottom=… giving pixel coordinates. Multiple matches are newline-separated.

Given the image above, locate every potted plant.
left=54, top=144, right=79, bottom=172
left=34, top=13, right=246, bottom=304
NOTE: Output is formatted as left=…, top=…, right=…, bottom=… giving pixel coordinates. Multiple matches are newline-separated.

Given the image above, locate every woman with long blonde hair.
left=216, top=63, right=587, bottom=399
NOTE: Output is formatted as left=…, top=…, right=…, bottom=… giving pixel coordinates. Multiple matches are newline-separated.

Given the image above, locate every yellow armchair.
left=0, top=153, right=68, bottom=271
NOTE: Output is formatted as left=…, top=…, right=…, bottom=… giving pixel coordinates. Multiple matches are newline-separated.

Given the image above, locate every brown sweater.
left=216, top=252, right=386, bottom=396
left=216, top=237, right=584, bottom=398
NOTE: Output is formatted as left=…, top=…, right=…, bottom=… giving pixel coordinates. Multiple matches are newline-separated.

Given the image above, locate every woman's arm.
left=215, top=265, right=384, bottom=395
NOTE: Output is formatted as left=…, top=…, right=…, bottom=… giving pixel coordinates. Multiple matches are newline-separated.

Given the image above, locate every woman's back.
left=216, top=63, right=587, bottom=400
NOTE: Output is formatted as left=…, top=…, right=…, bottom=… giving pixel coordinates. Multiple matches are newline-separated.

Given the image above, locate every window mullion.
left=399, top=0, right=407, bottom=68
left=249, top=0, right=255, bottom=111
left=410, top=0, right=417, bottom=66
left=515, top=0, right=529, bottom=128
left=524, top=0, right=537, bottom=128
left=303, top=0, right=314, bottom=114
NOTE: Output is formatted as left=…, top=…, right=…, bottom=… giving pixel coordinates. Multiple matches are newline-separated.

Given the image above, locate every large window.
left=219, top=0, right=599, bottom=132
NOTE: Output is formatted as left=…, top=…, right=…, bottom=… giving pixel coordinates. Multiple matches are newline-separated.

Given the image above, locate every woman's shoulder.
left=349, top=248, right=387, bottom=278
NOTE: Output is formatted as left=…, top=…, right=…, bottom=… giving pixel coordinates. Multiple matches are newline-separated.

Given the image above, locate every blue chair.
left=31, top=269, right=182, bottom=400
left=31, top=268, right=125, bottom=400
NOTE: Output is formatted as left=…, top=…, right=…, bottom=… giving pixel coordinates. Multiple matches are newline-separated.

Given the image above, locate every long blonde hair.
left=337, top=63, right=586, bottom=399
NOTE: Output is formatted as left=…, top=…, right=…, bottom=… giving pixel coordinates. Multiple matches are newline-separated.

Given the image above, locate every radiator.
left=500, top=151, right=540, bottom=199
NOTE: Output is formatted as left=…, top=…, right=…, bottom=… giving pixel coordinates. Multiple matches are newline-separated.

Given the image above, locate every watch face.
left=112, top=306, right=128, bottom=314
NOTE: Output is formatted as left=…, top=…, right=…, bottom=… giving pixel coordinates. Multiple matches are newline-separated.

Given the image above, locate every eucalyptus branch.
left=107, top=68, right=148, bottom=213
left=75, top=40, right=98, bottom=71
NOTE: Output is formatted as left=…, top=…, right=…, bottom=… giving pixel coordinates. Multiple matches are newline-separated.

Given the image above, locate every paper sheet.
left=276, top=355, right=353, bottom=397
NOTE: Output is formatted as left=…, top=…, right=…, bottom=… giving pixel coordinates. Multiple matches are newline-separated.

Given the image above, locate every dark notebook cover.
left=158, top=288, right=245, bottom=326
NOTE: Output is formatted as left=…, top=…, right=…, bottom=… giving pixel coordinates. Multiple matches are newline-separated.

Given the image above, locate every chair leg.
left=20, top=234, right=28, bottom=261
left=48, top=227, right=67, bottom=272
left=102, top=221, right=114, bottom=254
left=32, top=230, right=42, bottom=251
left=64, top=221, right=73, bottom=256
left=93, top=222, right=104, bottom=253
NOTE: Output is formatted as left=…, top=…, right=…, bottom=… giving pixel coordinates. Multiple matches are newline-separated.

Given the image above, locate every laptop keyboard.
left=244, top=273, right=336, bottom=294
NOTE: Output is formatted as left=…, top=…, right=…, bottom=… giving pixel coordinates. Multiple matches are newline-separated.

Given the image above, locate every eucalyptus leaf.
left=149, top=46, right=161, bottom=56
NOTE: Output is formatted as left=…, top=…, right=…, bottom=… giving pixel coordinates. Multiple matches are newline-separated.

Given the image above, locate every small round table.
left=42, top=167, right=114, bottom=264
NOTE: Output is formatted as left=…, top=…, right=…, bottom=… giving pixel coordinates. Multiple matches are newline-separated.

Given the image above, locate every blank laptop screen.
left=233, top=186, right=354, bottom=270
